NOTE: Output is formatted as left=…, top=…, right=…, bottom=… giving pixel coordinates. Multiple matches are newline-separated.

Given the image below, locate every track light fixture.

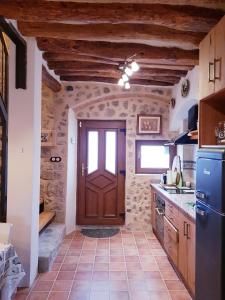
left=117, top=54, right=140, bottom=89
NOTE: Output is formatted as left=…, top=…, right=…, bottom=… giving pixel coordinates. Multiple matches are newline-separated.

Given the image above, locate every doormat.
left=81, top=228, right=119, bottom=238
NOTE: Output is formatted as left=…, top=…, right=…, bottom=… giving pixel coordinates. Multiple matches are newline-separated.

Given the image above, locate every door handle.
left=183, top=221, right=188, bottom=236
left=187, top=223, right=190, bottom=239
left=208, top=61, right=215, bottom=82
left=196, top=191, right=207, bottom=200
left=81, top=163, right=88, bottom=176
left=196, top=206, right=207, bottom=217
left=155, top=207, right=164, bottom=216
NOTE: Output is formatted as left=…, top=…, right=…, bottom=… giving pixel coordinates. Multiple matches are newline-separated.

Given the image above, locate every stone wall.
left=52, top=82, right=173, bottom=230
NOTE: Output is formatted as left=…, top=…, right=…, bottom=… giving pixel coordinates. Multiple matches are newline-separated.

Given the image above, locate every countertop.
left=151, top=184, right=196, bottom=221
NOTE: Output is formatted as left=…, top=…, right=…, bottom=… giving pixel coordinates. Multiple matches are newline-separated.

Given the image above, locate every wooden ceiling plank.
left=42, top=65, right=61, bottom=92
left=18, top=22, right=205, bottom=50
left=38, top=38, right=199, bottom=66
left=60, top=75, right=174, bottom=86
left=0, top=2, right=224, bottom=32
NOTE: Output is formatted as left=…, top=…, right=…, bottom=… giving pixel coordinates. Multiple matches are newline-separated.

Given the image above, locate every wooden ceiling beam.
left=38, top=38, right=199, bottom=66
left=42, top=65, right=61, bottom=92
left=47, top=0, right=225, bottom=10
left=0, top=2, right=224, bottom=32
left=53, top=68, right=187, bottom=77
left=18, top=22, right=205, bottom=50
left=60, top=75, right=174, bottom=86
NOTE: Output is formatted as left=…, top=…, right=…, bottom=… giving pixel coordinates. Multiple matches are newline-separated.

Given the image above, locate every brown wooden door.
left=178, top=213, right=188, bottom=280
left=77, top=120, right=126, bottom=225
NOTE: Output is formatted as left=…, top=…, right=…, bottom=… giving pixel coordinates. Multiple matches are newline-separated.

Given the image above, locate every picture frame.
left=41, top=129, right=56, bottom=147
left=137, top=114, right=161, bottom=135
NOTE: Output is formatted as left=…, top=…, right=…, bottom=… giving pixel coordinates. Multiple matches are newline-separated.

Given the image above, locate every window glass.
left=105, top=131, right=116, bottom=174
left=140, top=145, right=170, bottom=169
left=87, top=131, right=98, bottom=174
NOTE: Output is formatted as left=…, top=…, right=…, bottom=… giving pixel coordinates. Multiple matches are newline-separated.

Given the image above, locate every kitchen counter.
left=151, top=184, right=196, bottom=221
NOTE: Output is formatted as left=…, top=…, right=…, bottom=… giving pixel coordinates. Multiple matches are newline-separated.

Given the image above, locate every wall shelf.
left=39, top=211, right=56, bottom=232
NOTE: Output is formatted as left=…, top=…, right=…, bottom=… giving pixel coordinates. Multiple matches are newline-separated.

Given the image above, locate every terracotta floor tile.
left=110, top=262, right=126, bottom=271
left=110, top=291, right=130, bottom=300
left=27, top=292, right=49, bottom=300
left=93, top=271, right=109, bottom=280
left=169, top=291, right=192, bottom=300
left=81, top=250, right=96, bottom=256
left=138, top=249, right=152, bottom=255
left=130, top=291, right=150, bottom=300
left=90, top=291, right=110, bottom=300
left=160, top=270, right=180, bottom=281
left=141, top=262, right=159, bottom=271
left=124, top=249, right=139, bottom=256
left=110, top=249, right=124, bottom=256
left=126, top=262, right=142, bottom=271
left=94, top=262, right=109, bottom=271
left=67, top=249, right=81, bottom=256
left=32, top=280, right=53, bottom=292
left=69, top=291, right=90, bottom=300
left=165, top=280, right=186, bottom=291
left=95, top=256, right=109, bottom=263
left=52, top=280, right=73, bottom=291
left=150, top=249, right=167, bottom=256
left=38, top=271, right=58, bottom=281
left=12, top=294, right=28, bottom=300
left=54, top=256, right=64, bottom=263
left=109, top=280, right=129, bottom=291
left=146, top=278, right=167, bottom=291
left=57, top=271, right=75, bottom=280
left=48, top=291, right=69, bottom=300
left=110, top=243, right=123, bottom=249
left=91, top=280, right=110, bottom=291
left=79, top=255, right=95, bottom=263
left=51, top=263, right=62, bottom=271
left=110, top=255, right=125, bottom=262
left=144, top=271, right=162, bottom=280
left=127, top=271, right=145, bottom=280
left=96, top=249, right=110, bottom=256
left=125, top=256, right=139, bottom=262
left=149, top=291, right=172, bottom=300
left=129, top=279, right=148, bottom=291
left=63, top=256, right=79, bottom=264
left=74, top=271, right=92, bottom=280
left=83, top=241, right=97, bottom=249
left=77, top=262, right=93, bottom=271
left=110, top=271, right=127, bottom=280
left=72, top=280, right=92, bottom=291
left=61, top=263, right=77, bottom=271
left=58, top=248, right=68, bottom=256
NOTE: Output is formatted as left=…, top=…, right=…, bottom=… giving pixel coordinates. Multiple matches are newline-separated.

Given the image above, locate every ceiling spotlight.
left=124, top=82, right=130, bottom=90
left=118, top=78, right=124, bottom=86
left=131, top=61, right=140, bottom=72
left=125, top=66, right=133, bottom=76
left=122, top=73, right=129, bottom=82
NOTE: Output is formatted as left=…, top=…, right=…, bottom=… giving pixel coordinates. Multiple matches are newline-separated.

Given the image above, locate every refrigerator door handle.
left=196, top=206, right=207, bottom=217
left=196, top=190, right=207, bottom=200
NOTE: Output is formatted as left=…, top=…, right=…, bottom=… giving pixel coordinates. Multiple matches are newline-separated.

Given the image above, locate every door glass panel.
left=105, top=131, right=116, bottom=174
left=87, top=131, right=98, bottom=174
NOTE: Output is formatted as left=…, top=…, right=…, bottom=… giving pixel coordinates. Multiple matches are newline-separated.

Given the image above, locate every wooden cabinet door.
left=187, top=220, right=196, bottom=295
left=151, top=192, right=156, bottom=230
left=215, top=16, right=225, bottom=93
left=164, top=216, right=178, bottom=267
left=178, top=213, right=188, bottom=280
left=199, top=30, right=215, bottom=99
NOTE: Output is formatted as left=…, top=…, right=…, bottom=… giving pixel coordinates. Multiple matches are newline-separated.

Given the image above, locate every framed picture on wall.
left=41, top=130, right=56, bottom=147
left=137, top=114, right=161, bottom=135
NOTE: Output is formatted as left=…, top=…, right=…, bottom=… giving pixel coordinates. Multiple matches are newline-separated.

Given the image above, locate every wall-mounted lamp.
left=117, top=55, right=140, bottom=89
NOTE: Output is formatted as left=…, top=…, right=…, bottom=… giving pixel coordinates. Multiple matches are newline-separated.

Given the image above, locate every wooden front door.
left=77, top=120, right=126, bottom=225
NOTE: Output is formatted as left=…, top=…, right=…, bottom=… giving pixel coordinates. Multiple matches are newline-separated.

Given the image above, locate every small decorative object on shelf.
left=41, top=129, right=56, bottom=147
left=181, top=79, right=190, bottom=97
left=215, top=121, right=225, bottom=145
left=137, top=114, right=161, bottom=135
left=170, top=97, right=176, bottom=109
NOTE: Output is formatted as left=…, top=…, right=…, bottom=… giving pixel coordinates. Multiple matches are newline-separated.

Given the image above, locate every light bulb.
left=124, top=82, right=130, bottom=89
left=125, top=66, right=133, bottom=76
left=131, top=61, right=140, bottom=72
left=118, top=78, right=124, bottom=86
left=122, top=73, right=129, bottom=82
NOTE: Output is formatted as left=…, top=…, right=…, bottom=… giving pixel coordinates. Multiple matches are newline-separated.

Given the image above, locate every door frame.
left=76, top=119, right=126, bottom=225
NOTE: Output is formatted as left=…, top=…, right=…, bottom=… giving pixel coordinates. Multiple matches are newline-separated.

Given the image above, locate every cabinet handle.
left=183, top=221, right=188, bottom=236
left=214, top=57, right=222, bottom=80
left=208, top=62, right=215, bottom=82
left=187, top=223, right=190, bottom=239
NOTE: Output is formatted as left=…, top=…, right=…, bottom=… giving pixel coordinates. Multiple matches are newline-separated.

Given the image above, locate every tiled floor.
left=13, top=230, right=192, bottom=300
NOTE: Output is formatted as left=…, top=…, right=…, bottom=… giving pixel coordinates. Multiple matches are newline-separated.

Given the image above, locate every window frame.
left=135, top=140, right=176, bottom=174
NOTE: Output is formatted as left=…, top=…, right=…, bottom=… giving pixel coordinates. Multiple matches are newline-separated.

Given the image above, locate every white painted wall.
left=170, top=66, right=199, bottom=132
left=65, top=108, right=77, bottom=234
left=7, top=37, right=42, bottom=286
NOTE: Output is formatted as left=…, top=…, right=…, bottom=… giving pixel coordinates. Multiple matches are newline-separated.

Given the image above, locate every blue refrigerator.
left=196, top=148, right=225, bottom=300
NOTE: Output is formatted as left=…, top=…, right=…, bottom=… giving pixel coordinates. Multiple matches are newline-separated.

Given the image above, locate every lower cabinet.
left=178, top=213, right=196, bottom=295
left=151, top=191, right=157, bottom=231
left=164, top=216, right=179, bottom=267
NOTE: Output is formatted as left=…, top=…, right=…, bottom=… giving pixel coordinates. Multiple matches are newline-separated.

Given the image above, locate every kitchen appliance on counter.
left=155, top=194, right=165, bottom=244
left=195, top=148, right=225, bottom=300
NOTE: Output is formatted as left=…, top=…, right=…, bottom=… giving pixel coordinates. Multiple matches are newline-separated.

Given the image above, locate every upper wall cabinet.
left=199, top=16, right=225, bottom=100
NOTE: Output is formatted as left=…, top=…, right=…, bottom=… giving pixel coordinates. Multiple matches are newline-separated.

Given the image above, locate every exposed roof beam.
left=37, top=38, right=199, bottom=66
left=42, top=65, right=61, bottom=92
left=0, top=2, right=224, bottom=32
left=60, top=75, right=174, bottom=86
left=18, top=22, right=205, bottom=50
